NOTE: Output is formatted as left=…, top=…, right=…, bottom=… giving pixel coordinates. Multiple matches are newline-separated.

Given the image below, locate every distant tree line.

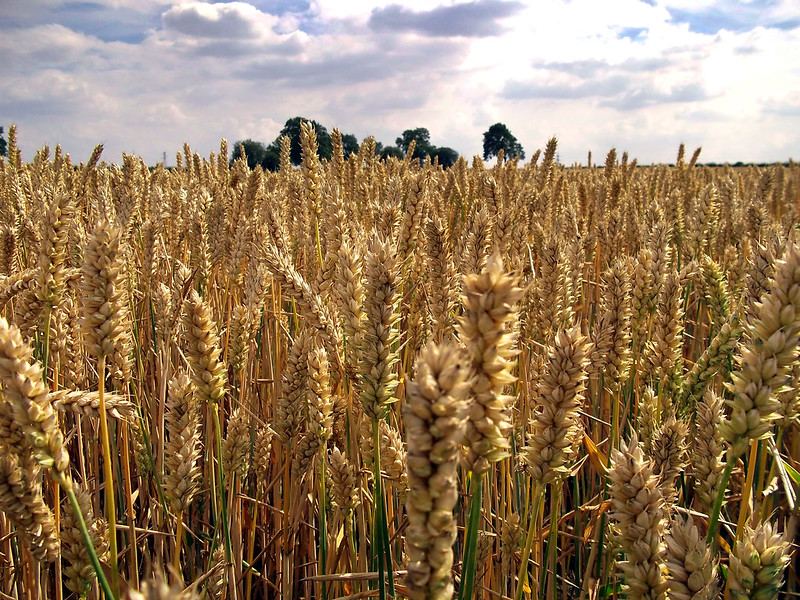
left=230, top=117, right=528, bottom=172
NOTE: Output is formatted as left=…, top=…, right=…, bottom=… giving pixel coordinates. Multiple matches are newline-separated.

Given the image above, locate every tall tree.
left=0, top=127, right=6, bottom=158
left=482, top=123, right=525, bottom=161
left=279, top=117, right=333, bottom=165
left=431, top=146, right=459, bottom=168
left=341, top=133, right=359, bottom=159
left=396, top=127, right=433, bottom=160
left=231, top=139, right=269, bottom=170
left=380, top=145, right=404, bottom=160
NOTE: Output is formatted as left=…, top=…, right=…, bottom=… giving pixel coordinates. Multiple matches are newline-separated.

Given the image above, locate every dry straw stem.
left=719, top=242, right=800, bottom=457
left=459, top=253, right=522, bottom=475
left=521, top=326, right=589, bottom=485
left=727, top=520, right=790, bottom=600
left=609, top=434, right=669, bottom=600
left=404, top=342, right=470, bottom=600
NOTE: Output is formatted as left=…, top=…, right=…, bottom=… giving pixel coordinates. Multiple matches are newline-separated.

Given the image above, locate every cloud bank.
left=0, top=0, right=798, bottom=165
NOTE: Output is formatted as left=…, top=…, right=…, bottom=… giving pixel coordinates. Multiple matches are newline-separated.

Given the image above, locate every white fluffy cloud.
left=1, top=0, right=798, bottom=165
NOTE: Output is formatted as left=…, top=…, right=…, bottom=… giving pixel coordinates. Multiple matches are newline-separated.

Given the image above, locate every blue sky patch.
left=618, top=27, right=648, bottom=40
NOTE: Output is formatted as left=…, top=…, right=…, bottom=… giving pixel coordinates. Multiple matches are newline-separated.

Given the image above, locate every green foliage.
left=279, top=117, right=333, bottom=165
left=432, top=146, right=458, bottom=168
left=341, top=133, right=359, bottom=159
left=396, top=127, right=434, bottom=160
left=0, top=127, right=6, bottom=158
left=483, top=122, right=525, bottom=161
left=395, top=127, right=459, bottom=165
left=380, top=145, right=404, bottom=160
left=231, top=139, right=274, bottom=170
left=229, top=120, right=464, bottom=171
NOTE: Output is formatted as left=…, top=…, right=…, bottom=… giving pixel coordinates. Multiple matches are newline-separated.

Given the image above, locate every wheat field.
left=0, top=122, right=797, bottom=600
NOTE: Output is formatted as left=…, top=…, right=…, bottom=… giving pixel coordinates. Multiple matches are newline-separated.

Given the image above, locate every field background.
left=0, top=123, right=797, bottom=599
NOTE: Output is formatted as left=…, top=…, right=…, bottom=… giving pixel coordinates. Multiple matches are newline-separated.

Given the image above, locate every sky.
left=1, top=0, right=799, bottom=166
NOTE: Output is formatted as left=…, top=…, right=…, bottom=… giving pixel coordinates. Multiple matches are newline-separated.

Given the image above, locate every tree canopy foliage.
left=0, top=127, right=6, bottom=158
left=432, top=146, right=459, bottom=168
left=231, top=118, right=465, bottom=172
left=483, top=122, right=524, bottom=161
left=341, top=133, right=359, bottom=159
left=230, top=139, right=275, bottom=171
left=278, top=117, right=333, bottom=165
left=395, top=127, right=460, bottom=166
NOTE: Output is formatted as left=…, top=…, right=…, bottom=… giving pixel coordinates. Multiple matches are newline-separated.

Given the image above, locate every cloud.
left=368, top=0, right=524, bottom=37
left=599, top=82, right=710, bottom=109
left=1, top=0, right=798, bottom=166
left=501, top=76, right=629, bottom=100
left=764, top=101, right=800, bottom=116
left=503, top=76, right=710, bottom=109
left=238, top=37, right=463, bottom=87
left=162, top=2, right=275, bottom=39
left=666, top=1, right=800, bottom=33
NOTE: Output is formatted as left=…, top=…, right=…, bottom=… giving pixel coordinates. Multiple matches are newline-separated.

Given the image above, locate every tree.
left=482, top=123, right=525, bottom=161
left=341, top=133, right=359, bottom=159
left=380, top=145, right=404, bottom=160
left=0, top=127, right=6, bottom=158
left=396, top=127, right=434, bottom=161
left=278, top=117, right=333, bottom=165
left=231, top=139, right=269, bottom=170
left=431, top=146, right=459, bottom=168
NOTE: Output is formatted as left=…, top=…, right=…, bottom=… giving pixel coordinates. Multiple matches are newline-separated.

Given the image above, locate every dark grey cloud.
left=238, top=38, right=463, bottom=87
left=0, top=1, right=160, bottom=43
left=368, top=0, right=524, bottom=37
left=765, top=101, right=800, bottom=116
left=502, top=69, right=709, bottom=111
left=169, top=35, right=304, bottom=59
left=163, top=3, right=264, bottom=39
left=599, top=83, right=710, bottom=110
left=501, top=76, right=630, bottom=100
left=532, top=57, right=671, bottom=79
left=668, top=2, right=800, bottom=34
